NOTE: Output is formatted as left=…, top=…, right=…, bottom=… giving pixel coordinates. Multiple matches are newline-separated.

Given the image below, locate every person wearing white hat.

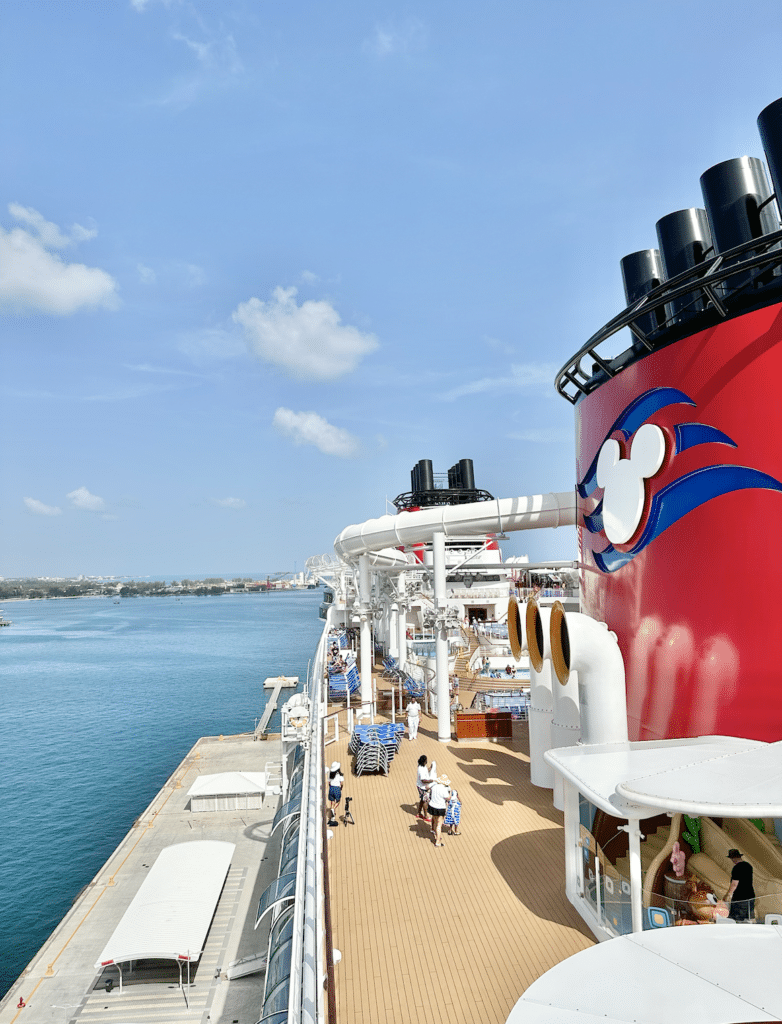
left=427, top=773, right=452, bottom=847
left=327, top=761, right=344, bottom=824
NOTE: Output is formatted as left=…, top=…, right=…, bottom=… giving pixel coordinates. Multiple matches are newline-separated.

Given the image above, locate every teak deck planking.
left=326, top=670, right=595, bottom=1024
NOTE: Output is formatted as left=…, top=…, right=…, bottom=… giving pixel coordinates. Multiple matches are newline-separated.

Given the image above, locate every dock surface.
left=327, top=701, right=595, bottom=1024
left=0, top=734, right=283, bottom=1024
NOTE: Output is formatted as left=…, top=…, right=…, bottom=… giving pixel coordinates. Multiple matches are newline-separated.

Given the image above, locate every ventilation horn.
left=549, top=601, right=628, bottom=746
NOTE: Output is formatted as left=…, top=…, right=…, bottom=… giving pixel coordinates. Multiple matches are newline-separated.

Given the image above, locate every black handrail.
left=555, top=227, right=782, bottom=404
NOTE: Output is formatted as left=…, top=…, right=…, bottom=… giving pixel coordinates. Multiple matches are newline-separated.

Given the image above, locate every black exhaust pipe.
left=700, top=155, right=779, bottom=293
left=620, top=249, right=665, bottom=342
left=655, top=208, right=713, bottom=324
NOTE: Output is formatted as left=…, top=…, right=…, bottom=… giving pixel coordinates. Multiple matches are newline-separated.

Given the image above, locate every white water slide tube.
left=334, top=492, right=577, bottom=560
left=335, top=491, right=577, bottom=745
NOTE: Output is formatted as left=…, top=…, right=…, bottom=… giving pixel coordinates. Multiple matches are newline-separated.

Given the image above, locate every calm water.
left=0, top=590, right=324, bottom=998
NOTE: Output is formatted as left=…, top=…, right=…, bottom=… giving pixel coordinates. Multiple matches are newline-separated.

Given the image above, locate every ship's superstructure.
left=564, top=97, right=782, bottom=744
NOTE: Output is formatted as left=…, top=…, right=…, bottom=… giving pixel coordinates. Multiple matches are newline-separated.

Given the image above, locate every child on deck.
left=445, top=788, right=461, bottom=835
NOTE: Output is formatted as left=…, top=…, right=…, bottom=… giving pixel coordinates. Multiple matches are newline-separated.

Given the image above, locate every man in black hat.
left=725, top=849, right=755, bottom=922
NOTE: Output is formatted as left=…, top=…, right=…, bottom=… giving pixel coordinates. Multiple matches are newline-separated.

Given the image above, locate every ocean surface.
left=0, top=589, right=324, bottom=998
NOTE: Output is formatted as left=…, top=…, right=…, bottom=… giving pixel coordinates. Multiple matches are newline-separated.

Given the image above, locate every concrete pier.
left=0, top=733, right=284, bottom=1024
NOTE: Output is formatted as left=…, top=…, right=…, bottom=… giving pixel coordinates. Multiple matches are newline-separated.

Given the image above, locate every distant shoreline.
left=1, top=588, right=319, bottom=603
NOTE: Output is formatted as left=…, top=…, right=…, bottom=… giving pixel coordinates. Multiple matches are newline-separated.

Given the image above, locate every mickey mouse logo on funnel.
left=579, top=386, right=782, bottom=573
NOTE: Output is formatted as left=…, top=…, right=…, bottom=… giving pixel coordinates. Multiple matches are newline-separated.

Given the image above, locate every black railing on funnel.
left=556, top=226, right=782, bottom=404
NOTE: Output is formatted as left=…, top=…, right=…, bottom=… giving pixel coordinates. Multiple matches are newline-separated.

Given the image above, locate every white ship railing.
left=284, top=614, right=333, bottom=1024
left=306, top=622, right=329, bottom=1024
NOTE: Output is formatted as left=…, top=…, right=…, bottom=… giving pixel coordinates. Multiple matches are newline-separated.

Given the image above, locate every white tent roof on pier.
left=95, top=841, right=234, bottom=967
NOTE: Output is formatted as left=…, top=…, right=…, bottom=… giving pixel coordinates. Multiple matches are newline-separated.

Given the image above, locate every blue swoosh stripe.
left=594, top=545, right=635, bottom=573
left=593, top=464, right=782, bottom=573
left=674, top=423, right=737, bottom=454
left=578, top=387, right=695, bottom=498
left=582, top=500, right=604, bottom=534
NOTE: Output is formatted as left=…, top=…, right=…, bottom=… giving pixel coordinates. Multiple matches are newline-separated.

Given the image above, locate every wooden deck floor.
left=326, top=687, right=595, bottom=1024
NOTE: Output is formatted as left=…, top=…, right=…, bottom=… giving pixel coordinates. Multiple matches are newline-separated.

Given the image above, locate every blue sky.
left=3, top=1, right=782, bottom=577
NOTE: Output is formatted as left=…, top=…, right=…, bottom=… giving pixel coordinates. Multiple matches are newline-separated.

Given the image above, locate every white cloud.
left=130, top=0, right=180, bottom=11
left=0, top=205, right=118, bottom=315
left=67, top=487, right=106, bottom=511
left=363, top=18, right=426, bottom=58
left=439, top=362, right=559, bottom=401
left=234, top=286, right=378, bottom=381
left=172, top=31, right=243, bottom=76
left=213, top=497, right=247, bottom=509
left=70, top=221, right=99, bottom=244
left=125, top=362, right=208, bottom=379
left=136, top=260, right=203, bottom=288
left=150, top=26, right=244, bottom=108
left=24, top=497, right=62, bottom=516
left=301, top=270, right=319, bottom=285
left=273, top=408, right=360, bottom=458
left=483, top=334, right=515, bottom=356
left=7, top=203, right=97, bottom=248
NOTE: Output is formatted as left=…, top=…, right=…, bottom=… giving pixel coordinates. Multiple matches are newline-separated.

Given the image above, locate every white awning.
left=506, top=925, right=782, bottom=1023
left=187, top=772, right=267, bottom=797
left=545, top=735, right=763, bottom=817
left=95, top=841, right=234, bottom=966
left=617, top=739, right=782, bottom=816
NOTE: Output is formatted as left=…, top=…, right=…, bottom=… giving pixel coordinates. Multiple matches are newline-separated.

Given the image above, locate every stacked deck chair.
left=350, top=723, right=405, bottom=775
left=354, top=738, right=388, bottom=776
left=349, top=723, right=405, bottom=759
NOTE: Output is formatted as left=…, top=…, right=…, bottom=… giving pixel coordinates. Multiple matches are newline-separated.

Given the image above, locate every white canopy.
left=617, top=739, right=782, bottom=816
left=545, top=735, right=764, bottom=818
left=95, top=841, right=234, bottom=966
left=506, top=925, right=782, bottom=1023
left=187, top=772, right=267, bottom=797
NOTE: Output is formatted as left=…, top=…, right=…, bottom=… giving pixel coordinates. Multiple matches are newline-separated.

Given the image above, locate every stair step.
left=645, top=835, right=666, bottom=853
left=612, top=845, right=668, bottom=881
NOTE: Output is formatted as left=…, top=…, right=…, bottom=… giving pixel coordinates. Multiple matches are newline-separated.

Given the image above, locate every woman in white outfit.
left=416, top=754, right=432, bottom=820
left=428, top=774, right=451, bottom=847
left=406, top=698, right=421, bottom=740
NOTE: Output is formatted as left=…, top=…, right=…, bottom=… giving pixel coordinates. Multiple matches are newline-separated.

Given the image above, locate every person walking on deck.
left=406, top=698, right=421, bottom=740
left=428, top=774, right=451, bottom=847
left=416, top=754, right=432, bottom=821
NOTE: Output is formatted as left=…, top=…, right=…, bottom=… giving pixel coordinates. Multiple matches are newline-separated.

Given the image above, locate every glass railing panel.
left=271, top=797, right=301, bottom=836
left=255, top=873, right=297, bottom=928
